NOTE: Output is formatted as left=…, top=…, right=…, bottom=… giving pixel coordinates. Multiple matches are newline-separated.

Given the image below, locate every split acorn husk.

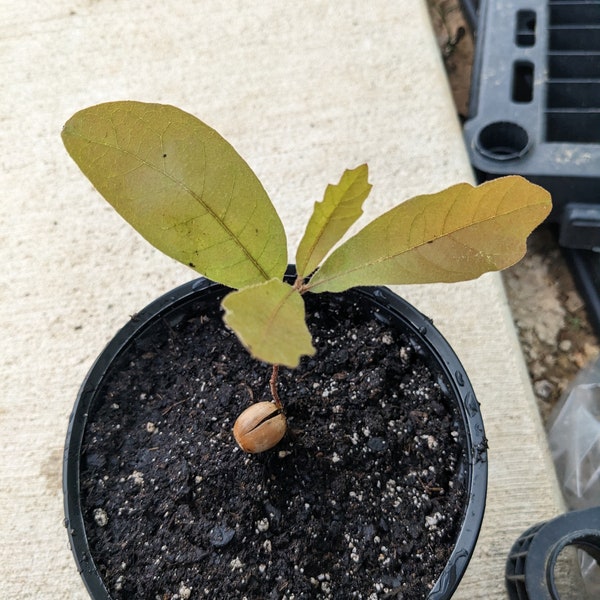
left=233, top=401, right=287, bottom=453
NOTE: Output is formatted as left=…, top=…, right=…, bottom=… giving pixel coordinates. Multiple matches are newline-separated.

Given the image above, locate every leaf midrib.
left=66, top=126, right=271, bottom=282
left=306, top=197, right=547, bottom=290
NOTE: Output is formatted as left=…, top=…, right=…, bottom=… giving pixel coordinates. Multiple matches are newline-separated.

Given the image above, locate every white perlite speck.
left=425, top=512, right=443, bottom=528
left=256, top=518, right=269, bottom=532
left=93, top=508, right=108, bottom=527
left=128, top=470, right=144, bottom=485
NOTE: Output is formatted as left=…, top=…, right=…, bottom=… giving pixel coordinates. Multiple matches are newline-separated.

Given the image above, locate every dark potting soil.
left=80, top=290, right=467, bottom=600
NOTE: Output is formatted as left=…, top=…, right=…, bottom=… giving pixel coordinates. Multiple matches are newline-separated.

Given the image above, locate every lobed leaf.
left=62, top=101, right=287, bottom=289
left=295, top=164, right=372, bottom=278
left=306, top=176, right=552, bottom=293
left=222, top=279, right=315, bottom=368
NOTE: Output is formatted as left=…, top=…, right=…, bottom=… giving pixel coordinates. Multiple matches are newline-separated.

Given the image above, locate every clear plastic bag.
left=548, top=361, right=600, bottom=596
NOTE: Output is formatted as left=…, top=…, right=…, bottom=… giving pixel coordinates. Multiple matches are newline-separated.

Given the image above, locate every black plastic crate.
left=463, top=0, right=600, bottom=250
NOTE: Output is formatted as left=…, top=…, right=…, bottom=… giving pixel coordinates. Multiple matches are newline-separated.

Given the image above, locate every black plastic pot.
left=64, top=269, right=487, bottom=599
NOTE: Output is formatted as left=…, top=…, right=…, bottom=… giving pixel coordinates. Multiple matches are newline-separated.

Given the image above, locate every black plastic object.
left=459, top=0, right=480, bottom=34
left=63, top=269, right=487, bottom=599
left=564, top=247, right=600, bottom=335
left=506, top=506, right=600, bottom=599
left=463, top=0, right=600, bottom=250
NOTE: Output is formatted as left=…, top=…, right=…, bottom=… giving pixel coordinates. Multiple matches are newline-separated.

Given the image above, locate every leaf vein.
left=67, top=127, right=270, bottom=281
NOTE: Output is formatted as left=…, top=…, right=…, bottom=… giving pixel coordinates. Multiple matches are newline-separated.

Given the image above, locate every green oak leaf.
left=62, top=101, right=287, bottom=289
left=222, top=279, right=315, bottom=368
left=295, top=164, right=372, bottom=278
left=306, top=176, right=552, bottom=293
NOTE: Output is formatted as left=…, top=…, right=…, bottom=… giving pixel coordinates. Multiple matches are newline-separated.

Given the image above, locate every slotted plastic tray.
left=463, top=0, right=600, bottom=250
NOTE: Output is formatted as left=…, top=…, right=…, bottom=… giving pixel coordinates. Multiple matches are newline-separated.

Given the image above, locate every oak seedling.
left=62, top=101, right=552, bottom=452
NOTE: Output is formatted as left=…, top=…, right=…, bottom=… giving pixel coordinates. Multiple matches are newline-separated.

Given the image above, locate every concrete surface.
left=1, top=1, right=565, bottom=598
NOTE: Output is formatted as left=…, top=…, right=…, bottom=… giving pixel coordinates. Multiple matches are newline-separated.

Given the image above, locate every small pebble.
left=559, top=339, right=572, bottom=352
left=209, top=525, right=235, bottom=547
left=534, top=379, right=554, bottom=399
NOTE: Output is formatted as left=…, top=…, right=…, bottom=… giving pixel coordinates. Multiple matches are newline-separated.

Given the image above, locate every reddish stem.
left=270, top=364, right=282, bottom=408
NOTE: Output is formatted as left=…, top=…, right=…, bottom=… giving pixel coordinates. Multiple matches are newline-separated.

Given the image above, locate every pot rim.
left=63, top=270, right=487, bottom=599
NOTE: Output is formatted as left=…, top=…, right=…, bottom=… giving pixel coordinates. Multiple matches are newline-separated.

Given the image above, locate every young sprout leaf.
left=62, top=101, right=287, bottom=289
left=295, top=164, right=372, bottom=278
left=222, top=279, right=315, bottom=368
left=306, top=176, right=552, bottom=293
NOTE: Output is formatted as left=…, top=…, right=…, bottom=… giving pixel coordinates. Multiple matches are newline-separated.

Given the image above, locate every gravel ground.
left=503, top=228, right=600, bottom=423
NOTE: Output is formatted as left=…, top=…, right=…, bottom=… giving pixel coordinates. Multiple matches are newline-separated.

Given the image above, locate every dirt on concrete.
left=503, top=227, right=599, bottom=423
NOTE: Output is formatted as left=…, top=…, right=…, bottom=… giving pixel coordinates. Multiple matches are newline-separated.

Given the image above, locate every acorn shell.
left=233, top=401, right=287, bottom=453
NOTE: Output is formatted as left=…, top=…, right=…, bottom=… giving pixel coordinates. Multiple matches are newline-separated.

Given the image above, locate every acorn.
left=233, top=401, right=287, bottom=453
